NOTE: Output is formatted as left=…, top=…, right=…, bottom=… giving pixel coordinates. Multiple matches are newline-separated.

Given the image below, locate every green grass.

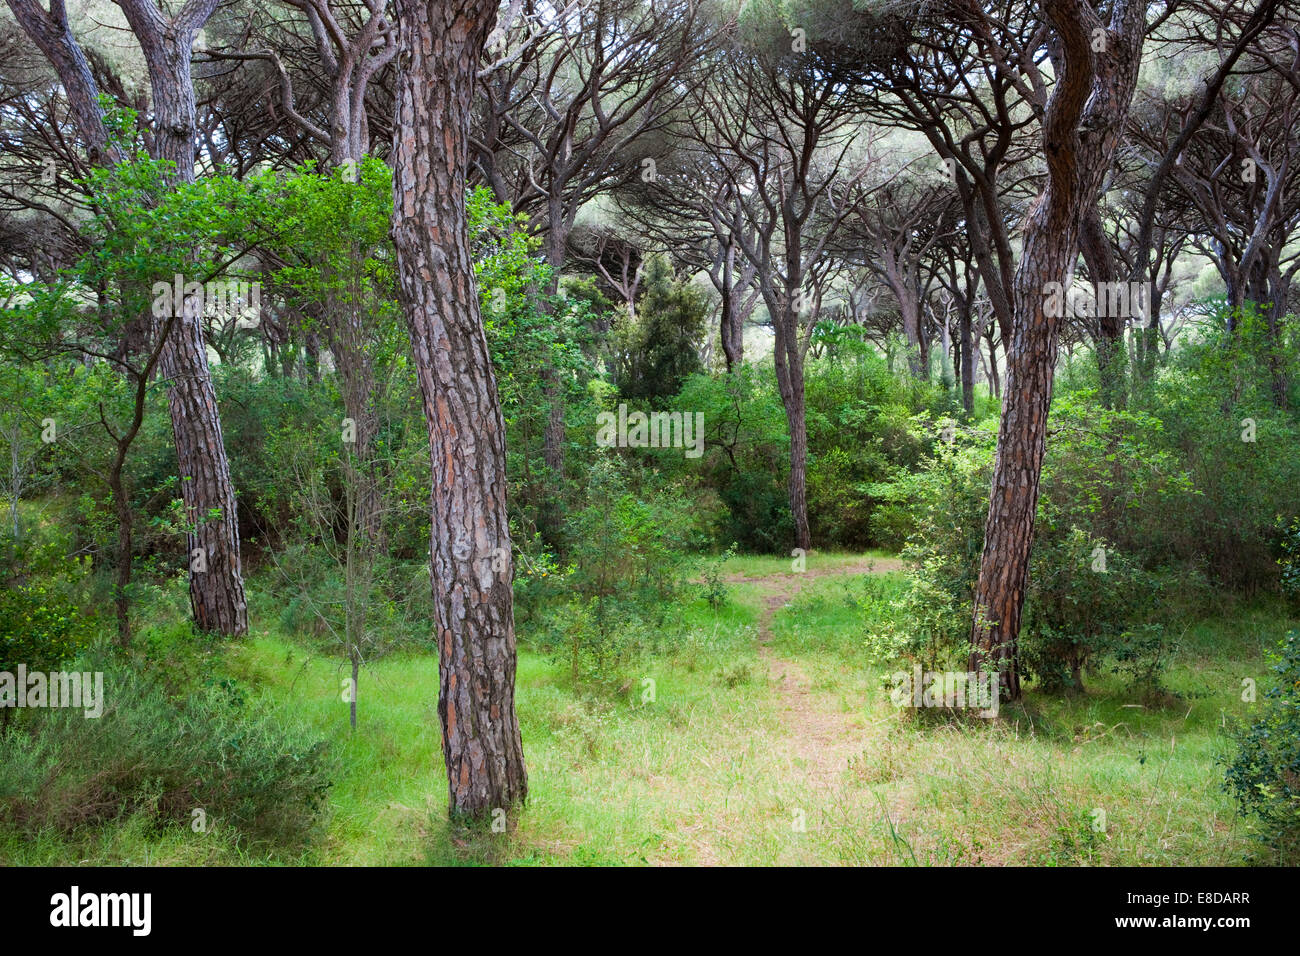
left=2, top=556, right=1293, bottom=865
left=766, top=572, right=1296, bottom=865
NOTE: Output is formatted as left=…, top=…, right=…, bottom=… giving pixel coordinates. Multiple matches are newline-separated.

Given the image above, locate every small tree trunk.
left=720, top=292, right=743, bottom=373
left=111, top=461, right=134, bottom=646
left=773, top=308, right=811, bottom=551
left=350, top=652, right=359, bottom=731
left=959, top=303, right=975, bottom=413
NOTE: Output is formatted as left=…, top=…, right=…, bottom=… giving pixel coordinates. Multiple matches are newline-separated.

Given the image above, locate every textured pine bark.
left=772, top=308, right=811, bottom=552
left=157, top=306, right=249, bottom=636
left=12, top=0, right=248, bottom=636
left=122, top=0, right=249, bottom=637
left=720, top=290, right=742, bottom=373
left=970, top=0, right=1147, bottom=698
left=391, top=0, right=527, bottom=817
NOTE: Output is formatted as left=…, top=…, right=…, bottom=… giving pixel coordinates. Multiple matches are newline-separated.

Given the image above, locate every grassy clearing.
left=719, top=549, right=900, bottom=579
left=768, top=572, right=1293, bottom=865
left=1, top=552, right=1290, bottom=866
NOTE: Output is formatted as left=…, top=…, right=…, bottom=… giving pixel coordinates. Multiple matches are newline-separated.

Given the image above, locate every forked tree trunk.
left=718, top=242, right=746, bottom=373
left=970, top=0, right=1147, bottom=699
left=391, top=0, right=527, bottom=818
left=120, top=0, right=249, bottom=636
left=10, top=0, right=248, bottom=636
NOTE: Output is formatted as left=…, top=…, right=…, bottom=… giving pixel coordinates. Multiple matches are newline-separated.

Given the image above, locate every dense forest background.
left=1, top=0, right=1298, bottom=865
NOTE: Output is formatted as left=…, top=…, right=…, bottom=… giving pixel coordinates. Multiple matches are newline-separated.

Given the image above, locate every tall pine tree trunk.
left=125, top=2, right=248, bottom=636
left=10, top=0, right=248, bottom=635
left=157, top=301, right=248, bottom=635
left=391, top=0, right=528, bottom=818
left=970, top=0, right=1147, bottom=699
left=772, top=305, right=811, bottom=552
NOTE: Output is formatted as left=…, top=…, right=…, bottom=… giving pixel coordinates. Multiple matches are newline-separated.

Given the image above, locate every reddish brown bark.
left=970, top=0, right=1147, bottom=699
left=120, top=0, right=249, bottom=636
left=391, top=0, right=527, bottom=817
left=156, top=297, right=248, bottom=636
left=11, top=0, right=248, bottom=636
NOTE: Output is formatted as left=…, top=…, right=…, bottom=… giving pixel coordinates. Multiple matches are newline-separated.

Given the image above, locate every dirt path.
left=745, top=558, right=903, bottom=797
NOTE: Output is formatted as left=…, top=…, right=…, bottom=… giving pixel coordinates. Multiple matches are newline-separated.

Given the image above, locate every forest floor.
left=4, top=552, right=1292, bottom=866
left=747, top=557, right=899, bottom=851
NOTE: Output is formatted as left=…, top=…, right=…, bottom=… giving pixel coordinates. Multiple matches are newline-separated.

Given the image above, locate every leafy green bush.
left=0, top=532, right=96, bottom=679
left=546, top=456, right=708, bottom=685
left=699, top=544, right=738, bottom=610
left=862, top=419, right=993, bottom=670
left=671, top=366, right=790, bottom=552
left=1280, top=516, right=1300, bottom=604
left=0, top=648, right=335, bottom=851
left=1020, top=528, right=1171, bottom=696
left=471, top=186, right=601, bottom=538
left=866, top=403, right=1179, bottom=694
left=1147, top=312, right=1300, bottom=593
left=610, top=255, right=707, bottom=402
left=805, top=351, right=929, bottom=549
left=1223, top=630, right=1300, bottom=862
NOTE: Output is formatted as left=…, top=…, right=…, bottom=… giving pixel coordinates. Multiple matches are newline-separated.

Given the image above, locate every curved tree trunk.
left=391, top=0, right=527, bottom=819
left=970, top=0, right=1147, bottom=700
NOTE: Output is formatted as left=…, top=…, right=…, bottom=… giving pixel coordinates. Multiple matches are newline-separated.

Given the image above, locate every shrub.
left=866, top=404, right=1178, bottom=694
left=1223, top=630, right=1300, bottom=862
left=1280, top=516, right=1300, bottom=604
left=863, top=417, right=995, bottom=671
left=672, top=366, right=790, bottom=552
left=1148, top=312, right=1300, bottom=593
left=804, top=353, right=928, bottom=549
left=699, top=544, right=738, bottom=610
left=0, top=531, right=96, bottom=680
left=548, top=456, right=707, bottom=685
left=610, top=255, right=707, bottom=402
left=0, top=648, right=335, bottom=851
left=1020, top=528, right=1170, bottom=696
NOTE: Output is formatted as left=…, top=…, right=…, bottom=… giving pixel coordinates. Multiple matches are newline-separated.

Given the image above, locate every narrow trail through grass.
left=742, top=559, right=902, bottom=812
